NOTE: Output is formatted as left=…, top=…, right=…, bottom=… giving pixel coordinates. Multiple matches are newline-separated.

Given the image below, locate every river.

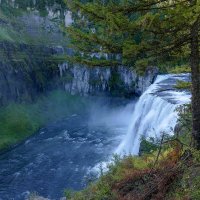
left=0, top=74, right=191, bottom=200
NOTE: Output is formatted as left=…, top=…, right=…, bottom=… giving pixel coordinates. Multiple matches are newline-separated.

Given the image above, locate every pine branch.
left=111, top=0, right=189, bottom=14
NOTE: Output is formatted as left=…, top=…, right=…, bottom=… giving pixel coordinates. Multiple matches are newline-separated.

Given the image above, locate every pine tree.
left=66, top=0, right=200, bottom=149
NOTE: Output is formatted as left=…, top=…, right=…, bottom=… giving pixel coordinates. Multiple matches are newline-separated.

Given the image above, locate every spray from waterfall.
left=116, top=74, right=191, bottom=155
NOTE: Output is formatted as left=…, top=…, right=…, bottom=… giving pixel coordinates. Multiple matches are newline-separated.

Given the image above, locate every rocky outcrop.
left=0, top=39, right=158, bottom=106
left=0, top=42, right=60, bottom=105
left=0, top=2, right=158, bottom=105
left=0, top=2, right=70, bottom=105
left=58, top=63, right=158, bottom=97
left=0, top=40, right=157, bottom=106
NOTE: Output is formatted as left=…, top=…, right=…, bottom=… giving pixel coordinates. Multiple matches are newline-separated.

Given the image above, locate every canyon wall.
left=0, top=1, right=158, bottom=105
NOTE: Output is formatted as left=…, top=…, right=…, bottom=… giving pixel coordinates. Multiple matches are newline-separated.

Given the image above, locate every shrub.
left=175, top=80, right=191, bottom=90
left=0, top=90, right=88, bottom=150
left=168, top=65, right=191, bottom=74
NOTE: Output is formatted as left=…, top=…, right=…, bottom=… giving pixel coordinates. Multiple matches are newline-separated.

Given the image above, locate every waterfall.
left=116, top=74, right=191, bottom=155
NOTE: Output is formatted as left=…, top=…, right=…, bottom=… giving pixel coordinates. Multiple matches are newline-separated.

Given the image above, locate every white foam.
left=115, top=74, right=191, bottom=155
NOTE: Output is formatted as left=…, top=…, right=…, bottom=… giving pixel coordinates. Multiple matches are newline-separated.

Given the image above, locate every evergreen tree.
left=66, top=0, right=200, bottom=149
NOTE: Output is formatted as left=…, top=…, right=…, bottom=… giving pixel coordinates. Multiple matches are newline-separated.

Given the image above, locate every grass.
left=175, top=80, right=192, bottom=90
left=0, top=6, right=26, bottom=43
left=65, top=146, right=182, bottom=200
left=66, top=142, right=200, bottom=200
left=0, top=103, right=40, bottom=150
left=0, top=4, right=68, bottom=46
left=167, top=65, right=191, bottom=74
left=0, top=27, right=15, bottom=42
left=65, top=104, right=200, bottom=200
left=0, top=90, right=88, bottom=151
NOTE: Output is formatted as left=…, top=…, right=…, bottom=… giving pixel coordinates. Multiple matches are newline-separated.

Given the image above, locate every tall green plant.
left=66, top=0, right=200, bottom=150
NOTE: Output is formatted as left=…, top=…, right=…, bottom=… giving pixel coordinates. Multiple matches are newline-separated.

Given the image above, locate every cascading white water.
left=116, top=74, right=191, bottom=155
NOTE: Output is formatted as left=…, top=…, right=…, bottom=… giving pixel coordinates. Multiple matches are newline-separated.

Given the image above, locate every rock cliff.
left=0, top=1, right=158, bottom=105
left=58, top=63, right=158, bottom=97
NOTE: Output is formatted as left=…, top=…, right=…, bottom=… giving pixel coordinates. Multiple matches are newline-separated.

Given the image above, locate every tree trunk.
left=190, top=18, right=200, bottom=149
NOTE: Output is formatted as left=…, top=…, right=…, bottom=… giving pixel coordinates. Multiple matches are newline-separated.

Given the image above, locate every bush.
left=0, top=103, right=40, bottom=149
left=135, top=59, right=148, bottom=76
left=0, top=90, right=88, bottom=150
left=168, top=65, right=191, bottom=74
left=175, top=80, right=191, bottom=90
left=139, top=137, right=159, bottom=155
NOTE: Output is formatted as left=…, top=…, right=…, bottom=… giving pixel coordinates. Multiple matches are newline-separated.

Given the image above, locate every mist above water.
left=0, top=74, right=191, bottom=200
left=116, top=74, right=191, bottom=155
left=0, top=97, right=135, bottom=200
left=88, top=98, right=136, bottom=128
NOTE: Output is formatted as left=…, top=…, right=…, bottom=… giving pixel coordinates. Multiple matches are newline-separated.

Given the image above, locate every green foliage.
left=65, top=180, right=115, bottom=200
left=0, top=27, right=15, bottom=42
left=65, top=189, right=75, bottom=199
left=0, top=90, right=88, bottom=151
left=165, top=105, right=200, bottom=200
left=139, top=137, right=159, bottom=156
left=66, top=144, right=182, bottom=200
left=66, top=102, right=196, bottom=200
left=67, top=141, right=200, bottom=200
left=28, top=192, right=40, bottom=200
left=65, top=153, right=152, bottom=200
left=65, top=0, right=198, bottom=73
left=168, top=65, right=191, bottom=74
left=1, top=0, right=66, bottom=17
left=108, top=71, right=125, bottom=96
left=175, top=80, right=192, bottom=90
left=167, top=150, right=200, bottom=200
left=0, top=1, right=67, bottom=45
left=190, top=175, right=200, bottom=200
left=0, top=103, right=40, bottom=150
left=135, top=59, right=148, bottom=76
left=176, top=104, right=192, bottom=138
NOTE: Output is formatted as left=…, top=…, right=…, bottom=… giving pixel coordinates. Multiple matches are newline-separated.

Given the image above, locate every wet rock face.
left=0, top=42, right=60, bottom=105
left=0, top=40, right=157, bottom=106
left=0, top=2, right=158, bottom=105
left=135, top=67, right=159, bottom=95
left=58, top=63, right=158, bottom=97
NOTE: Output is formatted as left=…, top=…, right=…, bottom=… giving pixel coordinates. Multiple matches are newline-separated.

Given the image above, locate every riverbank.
left=0, top=90, right=88, bottom=152
left=65, top=105, right=200, bottom=200
left=0, top=96, right=135, bottom=200
left=65, top=140, right=200, bottom=200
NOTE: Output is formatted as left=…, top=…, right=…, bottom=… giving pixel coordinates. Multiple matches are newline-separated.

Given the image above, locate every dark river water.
left=0, top=98, right=134, bottom=200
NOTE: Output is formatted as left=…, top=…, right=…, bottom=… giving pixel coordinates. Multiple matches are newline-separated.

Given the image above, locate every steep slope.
left=0, top=0, right=68, bottom=104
